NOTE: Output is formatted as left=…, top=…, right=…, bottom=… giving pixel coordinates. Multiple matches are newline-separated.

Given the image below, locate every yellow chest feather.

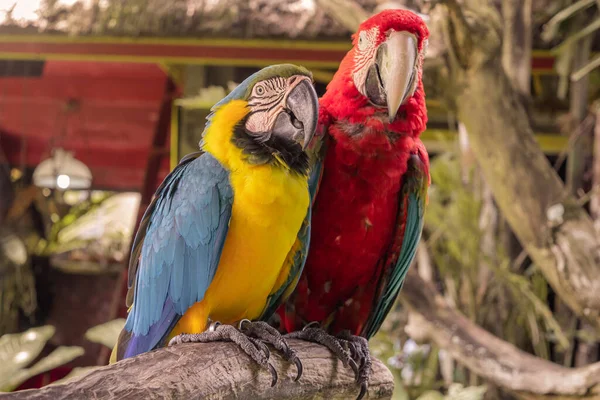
left=168, top=100, right=309, bottom=337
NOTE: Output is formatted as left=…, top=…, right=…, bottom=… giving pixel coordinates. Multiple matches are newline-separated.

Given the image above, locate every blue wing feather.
left=119, top=152, right=233, bottom=359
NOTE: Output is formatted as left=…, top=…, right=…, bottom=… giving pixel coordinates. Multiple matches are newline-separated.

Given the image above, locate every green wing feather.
left=361, top=150, right=429, bottom=339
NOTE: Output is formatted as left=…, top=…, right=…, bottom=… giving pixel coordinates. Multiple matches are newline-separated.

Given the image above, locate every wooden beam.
left=0, top=36, right=347, bottom=69
left=0, top=34, right=588, bottom=74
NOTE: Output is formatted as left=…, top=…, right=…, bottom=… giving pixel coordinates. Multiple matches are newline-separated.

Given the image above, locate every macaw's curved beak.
left=272, top=77, right=319, bottom=150
left=365, top=31, right=418, bottom=122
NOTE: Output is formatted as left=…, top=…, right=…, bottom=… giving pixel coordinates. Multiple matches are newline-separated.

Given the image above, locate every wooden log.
left=0, top=340, right=394, bottom=400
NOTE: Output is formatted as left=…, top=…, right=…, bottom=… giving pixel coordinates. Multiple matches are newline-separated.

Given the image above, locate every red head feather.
left=320, top=9, right=429, bottom=140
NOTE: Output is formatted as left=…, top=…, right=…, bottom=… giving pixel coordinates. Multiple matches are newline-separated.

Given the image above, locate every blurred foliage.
left=84, top=318, right=125, bottom=350
left=0, top=227, right=37, bottom=336
left=425, top=152, right=568, bottom=354
left=37, top=190, right=113, bottom=257
left=33, top=191, right=140, bottom=273
left=416, top=384, right=487, bottom=400
left=0, top=326, right=84, bottom=392
left=0, top=319, right=124, bottom=392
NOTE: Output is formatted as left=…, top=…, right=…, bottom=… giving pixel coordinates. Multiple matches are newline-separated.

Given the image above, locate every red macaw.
left=275, top=10, right=430, bottom=398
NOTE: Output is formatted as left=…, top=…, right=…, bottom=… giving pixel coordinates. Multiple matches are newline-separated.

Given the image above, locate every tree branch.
left=401, top=270, right=600, bottom=398
left=0, top=340, right=394, bottom=400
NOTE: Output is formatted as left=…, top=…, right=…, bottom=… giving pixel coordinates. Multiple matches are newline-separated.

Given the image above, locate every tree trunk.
left=566, top=28, right=593, bottom=196
left=566, top=25, right=596, bottom=369
left=454, top=60, right=600, bottom=329
left=438, top=0, right=600, bottom=330
left=0, top=340, right=394, bottom=400
left=592, top=102, right=600, bottom=231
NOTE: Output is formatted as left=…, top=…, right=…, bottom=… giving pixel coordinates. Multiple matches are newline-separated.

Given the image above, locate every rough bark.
left=566, top=18, right=596, bottom=369
left=439, top=0, right=600, bottom=330
left=502, top=0, right=532, bottom=96
left=0, top=340, right=394, bottom=400
left=401, top=270, right=600, bottom=399
left=566, top=24, right=593, bottom=197
left=592, top=103, right=600, bottom=232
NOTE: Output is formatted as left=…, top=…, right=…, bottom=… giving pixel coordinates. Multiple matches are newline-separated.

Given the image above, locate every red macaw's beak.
left=372, top=31, right=419, bottom=122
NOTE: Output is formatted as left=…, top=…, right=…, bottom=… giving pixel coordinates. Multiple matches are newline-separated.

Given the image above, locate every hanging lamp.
left=33, top=148, right=92, bottom=190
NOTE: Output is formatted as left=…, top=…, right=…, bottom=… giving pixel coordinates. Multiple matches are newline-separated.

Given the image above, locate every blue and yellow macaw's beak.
left=272, top=75, right=319, bottom=150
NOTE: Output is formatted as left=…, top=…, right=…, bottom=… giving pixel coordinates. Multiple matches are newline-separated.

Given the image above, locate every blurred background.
left=0, top=0, right=599, bottom=399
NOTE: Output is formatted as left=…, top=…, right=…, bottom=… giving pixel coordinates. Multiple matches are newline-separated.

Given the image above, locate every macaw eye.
left=357, top=31, right=367, bottom=51
left=256, top=85, right=265, bottom=95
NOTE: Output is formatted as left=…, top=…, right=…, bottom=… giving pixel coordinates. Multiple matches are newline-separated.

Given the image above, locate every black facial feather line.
left=232, top=123, right=309, bottom=176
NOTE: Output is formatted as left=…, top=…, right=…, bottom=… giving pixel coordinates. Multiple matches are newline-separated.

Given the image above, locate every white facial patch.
left=245, top=77, right=288, bottom=136
left=352, top=27, right=379, bottom=96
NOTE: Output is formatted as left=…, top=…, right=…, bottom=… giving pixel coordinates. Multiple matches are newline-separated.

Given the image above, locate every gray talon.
left=288, top=326, right=372, bottom=399
left=268, top=363, right=278, bottom=387
left=337, top=331, right=372, bottom=399
left=167, top=323, right=277, bottom=383
left=240, top=320, right=304, bottom=380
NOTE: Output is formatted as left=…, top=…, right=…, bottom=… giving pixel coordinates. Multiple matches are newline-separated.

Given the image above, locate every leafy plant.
left=84, top=318, right=125, bottom=350
left=0, top=318, right=125, bottom=391
left=0, top=326, right=84, bottom=392
left=423, top=152, right=567, bottom=357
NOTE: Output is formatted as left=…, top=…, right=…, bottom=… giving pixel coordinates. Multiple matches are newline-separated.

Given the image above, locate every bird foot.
left=285, top=323, right=359, bottom=376
left=286, top=323, right=371, bottom=400
left=168, top=321, right=278, bottom=386
left=239, top=320, right=303, bottom=381
left=337, top=330, right=372, bottom=400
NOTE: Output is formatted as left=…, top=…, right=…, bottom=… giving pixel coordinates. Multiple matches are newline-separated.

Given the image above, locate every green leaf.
left=416, top=390, right=444, bottom=400
left=0, top=326, right=56, bottom=388
left=84, top=318, right=126, bottom=349
left=445, top=384, right=487, bottom=400
left=0, top=346, right=84, bottom=391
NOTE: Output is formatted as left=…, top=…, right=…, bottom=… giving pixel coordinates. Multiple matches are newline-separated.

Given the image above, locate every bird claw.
left=268, top=363, right=278, bottom=387
left=239, top=320, right=304, bottom=381
left=168, top=333, right=195, bottom=346
left=247, top=336, right=271, bottom=360
left=348, top=357, right=360, bottom=377
left=337, top=331, right=372, bottom=400
left=287, top=326, right=372, bottom=400
left=357, top=382, right=368, bottom=400
left=285, top=327, right=355, bottom=370
left=167, top=323, right=278, bottom=385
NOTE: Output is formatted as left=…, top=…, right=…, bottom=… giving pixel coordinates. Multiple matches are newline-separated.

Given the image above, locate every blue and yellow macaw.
left=111, top=64, right=319, bottom=382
